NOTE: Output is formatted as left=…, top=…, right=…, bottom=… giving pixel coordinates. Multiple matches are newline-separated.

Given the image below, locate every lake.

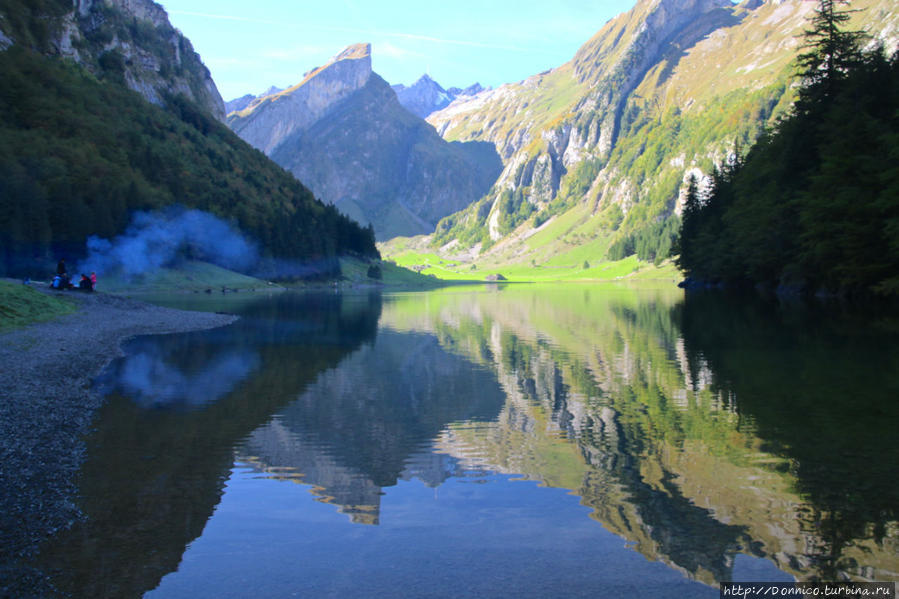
left=35, top=284, right=899, bottom=597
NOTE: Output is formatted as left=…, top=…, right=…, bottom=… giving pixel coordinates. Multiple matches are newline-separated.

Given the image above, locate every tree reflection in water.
left=35, top=286, right=899, bottom=597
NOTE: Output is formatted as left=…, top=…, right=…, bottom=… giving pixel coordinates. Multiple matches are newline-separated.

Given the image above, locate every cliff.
left=0, top=0, right=226, bottom=120
left=227, top=44, right=502, bottom=240
left=422, top=0, right=899, bottom=266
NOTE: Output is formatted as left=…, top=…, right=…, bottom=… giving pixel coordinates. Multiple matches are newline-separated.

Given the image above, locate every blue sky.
left=158, top=0, right=637, bottom=101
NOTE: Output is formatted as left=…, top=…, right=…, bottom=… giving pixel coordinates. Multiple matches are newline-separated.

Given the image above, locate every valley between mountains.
left=220, top=0, right=899, bottom=284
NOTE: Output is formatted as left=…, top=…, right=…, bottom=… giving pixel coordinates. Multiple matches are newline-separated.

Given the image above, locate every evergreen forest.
left=677, top=1, right=899, bottom=296
left=0, top=46, right=378, bottom=277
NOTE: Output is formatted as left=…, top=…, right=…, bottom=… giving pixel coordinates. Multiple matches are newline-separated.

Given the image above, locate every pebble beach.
left=0, top=288, right=237, bottom=596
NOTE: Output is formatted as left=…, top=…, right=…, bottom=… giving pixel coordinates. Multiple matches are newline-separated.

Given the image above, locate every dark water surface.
left=35, top=285, right=899, bottom=597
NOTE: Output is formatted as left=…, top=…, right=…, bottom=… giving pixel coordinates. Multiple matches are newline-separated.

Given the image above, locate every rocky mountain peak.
left=447, top=83, right=485, bottom=97
left=226, top=43, right=502, bottom=240
left=295, top=42, right=372, bottom=90
left=392, top=75, right=485, bottom=119
left=227, top=42, right=375, bottom=155
left=334, top=42, right=371, bottom=62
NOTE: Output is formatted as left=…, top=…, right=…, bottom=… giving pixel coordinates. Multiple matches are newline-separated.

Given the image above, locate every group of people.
left=52, top=259, right=96, bottom=292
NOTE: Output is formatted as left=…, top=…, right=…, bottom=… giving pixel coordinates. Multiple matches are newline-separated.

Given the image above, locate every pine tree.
left=796, top=0, right=866, bottom=107
left=675, top=175, right=700, bottom=275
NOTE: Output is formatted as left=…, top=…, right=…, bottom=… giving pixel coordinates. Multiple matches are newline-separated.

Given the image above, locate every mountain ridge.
left=227, top=44, right=502, bottom=240
left=391, top=74, right=484, bottom=118
left=406, top=0, right=898, bottom=273
left=228, top=43, right=373, bottom=155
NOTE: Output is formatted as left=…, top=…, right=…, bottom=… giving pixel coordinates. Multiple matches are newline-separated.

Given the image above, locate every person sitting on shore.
left=78, top=274, right=93, bottom=292
left=51, top=273, right=73, bottom=290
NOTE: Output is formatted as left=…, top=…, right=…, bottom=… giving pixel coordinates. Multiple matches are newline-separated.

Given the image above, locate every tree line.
left=676, top=0, right=899, bottom=296
left=0, top=46, right=378, bottom=277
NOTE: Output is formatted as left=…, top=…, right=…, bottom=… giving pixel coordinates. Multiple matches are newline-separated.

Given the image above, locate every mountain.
left=411, top=0, right=899, bottom=272
left=1, top=0, right=225, bottom=120
left=225, top=86, right=283, bottom=115
left=227, top=44, right=502, bottom=240
left=0, top=0, right=378, bottom=276
left=391, top=74, right=484, bottom=118
left=225, top=93, right=255, bottom=114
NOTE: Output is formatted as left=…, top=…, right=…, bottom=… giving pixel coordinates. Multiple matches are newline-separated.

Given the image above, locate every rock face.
left=225, top=86, right=283, bottom=114
left=229, top=43, right=374, bottom=155
left=225, top=94, right=255, bottom=114
left=227, top=44, right=502, bottom=240
left=425, top=0, right=899, bottom=251
left=391, top=75, right=484, bottom=118
left=16, top=0, right=228, bottom=120
left=430, top=0, right=733, bottom=217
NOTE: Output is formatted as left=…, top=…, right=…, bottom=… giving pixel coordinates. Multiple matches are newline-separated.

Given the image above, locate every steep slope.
left=227, top=44, right=502, bottom=240
left=391, top=74, right=483, bottom=118
left=417, top=0, right=898, bottom=272
left=0, top=0, right=225, bottom=119
left=0, top=2, right=378, bottom=276
left=225, top=93, right=255, bottom=113
left=225, top=86, right=282, bottom=114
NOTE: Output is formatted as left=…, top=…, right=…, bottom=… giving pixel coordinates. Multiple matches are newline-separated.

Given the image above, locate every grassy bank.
left=0, top=279, right=76, bottom=332
left=379, top=205, right=684, bottom=285
left=93, top=261, right=271, bottom=294
left=338, top=257, right=456, bottom=289
left=380, top=244, right=681, bottom=284
left=98, top=258, right=456, bottom=295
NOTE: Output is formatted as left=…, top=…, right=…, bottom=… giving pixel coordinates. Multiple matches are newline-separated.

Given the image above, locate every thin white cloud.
left=376, top=41, right=426, bottom=60
left=383, top=31, right=527, bottom=52
left=168, top=10, right=528, bottom=52
left=259, top=45, right=333, bottom=62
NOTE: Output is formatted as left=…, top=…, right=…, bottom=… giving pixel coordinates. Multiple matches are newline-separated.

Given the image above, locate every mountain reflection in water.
left=35, top=286, right=898, bottom=598
left=238, top=328, right=505, bottom=524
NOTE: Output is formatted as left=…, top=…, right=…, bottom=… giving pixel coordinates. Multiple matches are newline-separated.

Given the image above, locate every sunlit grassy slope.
left=381, top=199, right=681, bottom=283
left=381, top=237, right=680, bottom=283
left=338, top=257, right=449, bottom=288
left=420, top=0, right=898, bottom=279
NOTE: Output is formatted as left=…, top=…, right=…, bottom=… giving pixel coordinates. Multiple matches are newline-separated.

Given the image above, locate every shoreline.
left=0, top=289, right=237, bottom=594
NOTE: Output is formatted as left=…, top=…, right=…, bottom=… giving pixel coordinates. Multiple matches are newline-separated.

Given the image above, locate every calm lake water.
left=35, top=285, right=899, bottom=598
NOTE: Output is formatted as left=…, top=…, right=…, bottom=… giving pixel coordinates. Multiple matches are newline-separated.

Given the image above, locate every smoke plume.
left=78, top=208, right=259, bottom=276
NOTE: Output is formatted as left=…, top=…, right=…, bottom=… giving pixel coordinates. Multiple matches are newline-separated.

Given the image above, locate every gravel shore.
left=0, top=288, right=237, bottom=595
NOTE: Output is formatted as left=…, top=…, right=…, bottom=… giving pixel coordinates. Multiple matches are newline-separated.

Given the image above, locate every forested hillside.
left=0, top=3, right=378, bottom=277
left=0, top=48, right=377, bottom=276
left=677, top=3, right=899, bottom=296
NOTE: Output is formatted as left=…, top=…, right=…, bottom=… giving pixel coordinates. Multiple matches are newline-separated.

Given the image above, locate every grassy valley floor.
left=380, top=237, right=682, bottom=285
